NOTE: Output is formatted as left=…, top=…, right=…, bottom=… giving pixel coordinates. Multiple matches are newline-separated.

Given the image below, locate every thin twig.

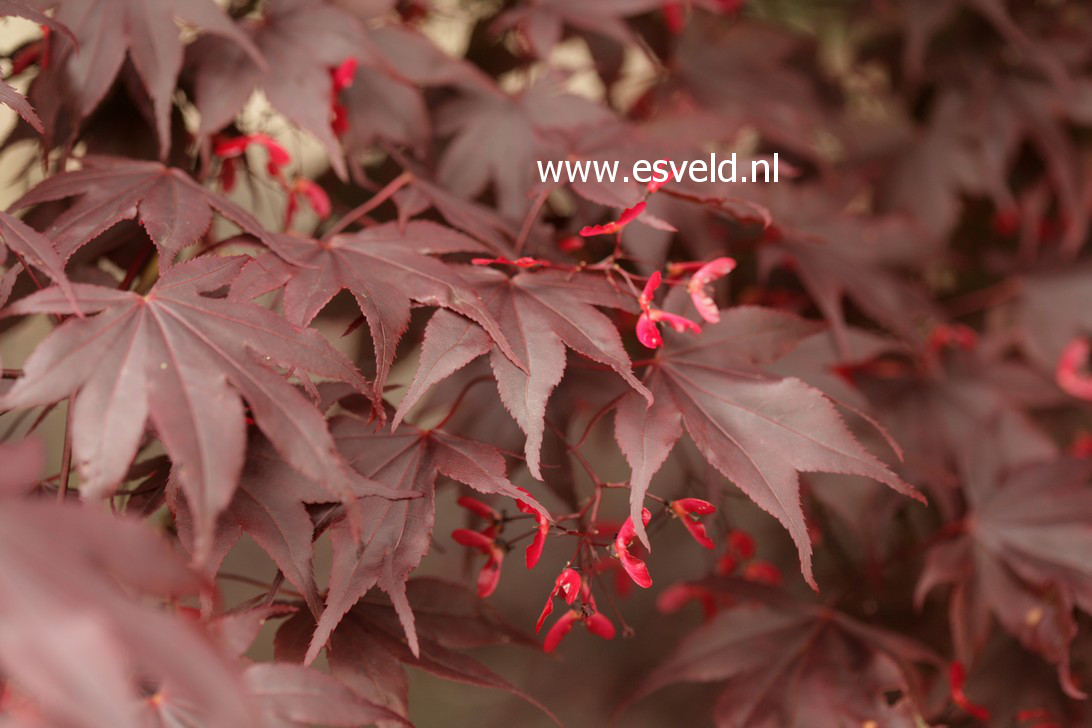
left=58, top=404, right=73, bottom=502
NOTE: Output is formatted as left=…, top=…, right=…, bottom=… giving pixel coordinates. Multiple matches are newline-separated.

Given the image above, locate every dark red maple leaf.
left=1015, top=265, right=1092, bottom=374
left=436, top=78, right=613, bottom=218
left=0, top=256, right=399, bottom=560
left=916, top=434, right=1092, bottom=698
left=614, top=306, right=922, bottom=587
left=394, top=266, right=652, bottom=479
left=243, top=663, right=408, bottom=727
left=338, top=23, right=495, bottom=160
left=186, top=0, right=366, bottom=180
left=229, top=221, right=524, bottom=401
left=277, top=578, right=554, bottom=726
left=0, top=0, right=1090, bottom=723
left=0, top=209, right=75, bottom=305
left=29, top=0, right=261, bottom=157
left=494, top=0, right=666, bottom=58
left=0, top=0, right=63, bottom=27
left=0, top=487, right=256, bottom=727
left=623, top=579, right=939, bottom=728
left=0, top=1, right=70, bottom=133
left=857, top=343, right=1059, bottom=498
left=243, top=408, right=549, bottom=664
left=392, top=173, right=516, bottom=251
left=662, top=19, right=826, bottom=158
left=0, top=78, right=43, bottom=134
left=221, top=435, right=338, bottom=617
left=11, top=156, right=275, bottom=265
left=756, top=184, right=940, bottom=351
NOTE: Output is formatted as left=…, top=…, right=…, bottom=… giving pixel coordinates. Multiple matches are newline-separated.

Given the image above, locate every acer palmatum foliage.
left=0, top=0, right=1091, bottom=726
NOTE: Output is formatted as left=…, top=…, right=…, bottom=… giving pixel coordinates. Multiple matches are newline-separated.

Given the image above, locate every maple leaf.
left=950, top=636, right=1091, bottom=728
left=245, top=409, right=550, bottom=664
left=0, top=0, right=62, bottom=26
left=394, top=266, right=652, bottom=479
left=206, top=604, right=299, bottom=661
left=0, top=1, right=70, bottom=134
left=11, top=156, right=275, bottom=265
left=1015, top=265, right=1092, bottom=373
left=916, top=434, right=1092, bottom=698
left=624, top=579, right=939, bottom=728
left=224, top=435, right=339, bottom=617
left=186, top=0, right=368, bottom=180
left=614, top=306, right=922, bottom=587
left=0, top=78, right=43, bottom=134
left=495, top=0, right=666, bottom=58
left=30, top=0, right=261, bottom=157
left=0, top=256, right=397, bottom=560
left=664, top=20, right=826, bottom=158
left=277, top=578, right=554, bottom=726
left=0, top=209, right=75, bottom=306
left=243, top=663, right=407, bottom=727
left=879, top=85, right=1015, bottom=241
left=436, top=78, right=613, bottom=218
left=229, top=221, right=523, bottom=401
left=756, top=184, right=940, bottom=350
left=0, top=492, right=257, bottom=727
left=392, top=174, right=517, bottom=251
left=339, top=61, right=427, bottom=155
left=338, top=23, right=495, bottom=159
left=857, top=344, right=1059, bottom=494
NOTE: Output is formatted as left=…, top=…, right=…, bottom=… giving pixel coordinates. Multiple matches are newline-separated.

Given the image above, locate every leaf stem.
left=514, top=190, right=548, bottom=255
left=431, top=375, right=493, bottom=431
left=323, top=172, right=412, bottom=240
left=118, top=243, right=155, bottom=291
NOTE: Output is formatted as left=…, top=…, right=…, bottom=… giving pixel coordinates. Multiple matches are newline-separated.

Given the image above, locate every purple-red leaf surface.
left=0, top=256, right=391, bottom=559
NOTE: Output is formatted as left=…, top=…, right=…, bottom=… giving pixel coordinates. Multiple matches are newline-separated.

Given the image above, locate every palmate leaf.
left=0, top=209, right=75, bottom=305
left=339, top=23, right=495, bottom=160
left=624, top=580, right=939, bottom=728
left=495, top=0, right=670, bottom=58
left=0, top=0, right=63, bottom=26
left=243, top=663, right=408, bottom=728
left=277, top=578, right=552, bottom=727
left=392, top=174, right=516, bottom=251
left=436, top=78, right=613, bottom=218
left=28, top=0, right=260, bottom=158
left=0, top=477, right=257, bottom=728
left=230, top=221, right=525, bottom=401
left=756, top=184, right=940, bottom=350
left=0, top=0, right=68, bottom=133
left=186, top=0, right=365, bottom=180
left=1015, top=264, right=1092, bottom=372
left=11, top=156, right=275, bottom=265
left=859, top=347, right=1059, bottom=494
left=187, top=435, right=337, bottom=618
left=0, top=256, right=400, bottom=560
left=614, top=307, right=922, bottom=588
left=394, top=266, right=651, bottom=479
left=0, top=78, right=42, bottom=133
left=917, top=433, right=1092, bottom=697
left=298, top=412, right=548, bottom=664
